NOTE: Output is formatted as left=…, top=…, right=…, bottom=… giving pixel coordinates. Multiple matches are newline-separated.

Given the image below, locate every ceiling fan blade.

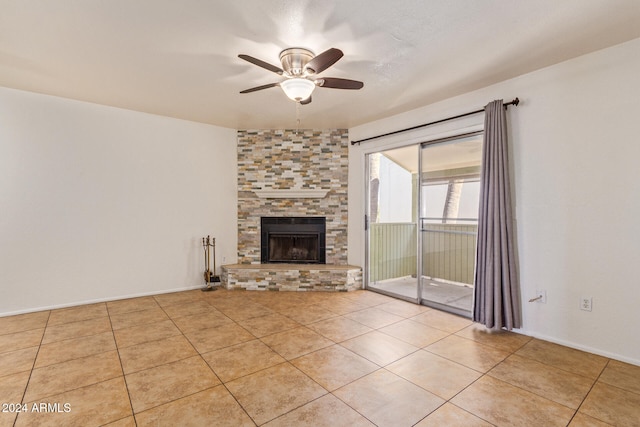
left=239, top=82, right=279, bottom=94
left=238, top=54, right=284, bottom=75
left=300, top=96, right=312, bottom=105
left=317, top=77, right=364, bottom=90
left=305, top=48, right=343, bottom=74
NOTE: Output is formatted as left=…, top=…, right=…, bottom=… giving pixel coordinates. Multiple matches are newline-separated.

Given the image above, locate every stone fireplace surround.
left=221, top=129, right=362, bottom=291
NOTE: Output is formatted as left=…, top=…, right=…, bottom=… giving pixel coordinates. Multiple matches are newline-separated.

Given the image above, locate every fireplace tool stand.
left=202, top=235, right=220, bottom=292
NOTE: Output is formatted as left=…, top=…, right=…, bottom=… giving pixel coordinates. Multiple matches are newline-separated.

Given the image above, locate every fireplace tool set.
left=202, top=235, right=220, bottom=292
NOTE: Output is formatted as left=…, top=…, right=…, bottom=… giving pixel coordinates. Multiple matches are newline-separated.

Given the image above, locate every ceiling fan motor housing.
left=279, top=48, right=314, bottom=76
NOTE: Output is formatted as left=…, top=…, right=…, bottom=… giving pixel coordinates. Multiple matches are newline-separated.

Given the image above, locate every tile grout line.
left=507, top=338, right=610, bottom=381
left=218, top=301, right=299, bottom=426
left=4, top=289, right=636, bottom=426
left=107, top=302, right=139, bottom=426
left=421, top=333, right=527, bottom=426
left=158, top=294, right=258, bottom=425
left=446, top=339, right=593, bottom=426
left=9, top=308, right=129, bottom=409
left=241, top=318, right=378, bottom=426
left=259, top=301, right=450, bottom=426
left=14, top=310, right=52, bottom=427
left=568, top=359, right=611, bottom=426
left=206, top=293, right=372, bottom=425
left=370, top=314, right=507, bottom=425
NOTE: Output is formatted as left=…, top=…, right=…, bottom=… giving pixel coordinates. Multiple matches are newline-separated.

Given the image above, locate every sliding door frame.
left=364, top=149, right=419, bottom=303
left=418, top=130, right=483, bottom=317
left=363, top=130, right=483, bottom=311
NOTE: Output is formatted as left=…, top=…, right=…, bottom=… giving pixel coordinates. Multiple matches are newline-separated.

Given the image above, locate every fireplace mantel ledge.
left=253, top=189, right=329, bottom=199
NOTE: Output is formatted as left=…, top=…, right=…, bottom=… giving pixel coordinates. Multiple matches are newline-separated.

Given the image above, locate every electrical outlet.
left=580, top=297, right=592, bottom=311
left=535, top=289, right=547, bottom=303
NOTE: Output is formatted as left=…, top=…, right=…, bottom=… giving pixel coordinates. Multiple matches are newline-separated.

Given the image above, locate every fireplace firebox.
left=261, top=217, right=326, bottom=264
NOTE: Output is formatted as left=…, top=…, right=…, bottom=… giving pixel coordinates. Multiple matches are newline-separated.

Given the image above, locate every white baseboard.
left=0, top=284, right=203, bottom=318
left=514, top=328, right=640, bottom=367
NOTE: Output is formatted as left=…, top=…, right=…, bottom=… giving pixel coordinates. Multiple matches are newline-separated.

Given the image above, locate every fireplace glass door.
left=268, top=234, right=319, bottom=263
left=261, top=217, right=326, bottom=264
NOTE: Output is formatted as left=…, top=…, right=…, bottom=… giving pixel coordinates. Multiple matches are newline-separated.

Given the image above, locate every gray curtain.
left=473, top=99, right=521, bottom=330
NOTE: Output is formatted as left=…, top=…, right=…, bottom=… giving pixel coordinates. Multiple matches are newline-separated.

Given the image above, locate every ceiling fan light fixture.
left=280, top=78, right=316, bottom=102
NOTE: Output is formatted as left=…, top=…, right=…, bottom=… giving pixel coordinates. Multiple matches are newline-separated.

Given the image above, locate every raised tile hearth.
left=221, top=264, right=362, bottom=292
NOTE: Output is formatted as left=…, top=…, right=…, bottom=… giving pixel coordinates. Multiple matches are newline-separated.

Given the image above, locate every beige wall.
left=0, top=87, right=238, bottom=315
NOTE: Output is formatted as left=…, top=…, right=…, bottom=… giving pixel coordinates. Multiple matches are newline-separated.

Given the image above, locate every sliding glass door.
left=366, top=147, right=419, bottom=302
left=365, top=132, right=483, bottom=316
left=419, top=132, right=483, bottom=316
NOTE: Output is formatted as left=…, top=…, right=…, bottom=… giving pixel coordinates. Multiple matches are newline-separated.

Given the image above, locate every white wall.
left=0, top=87, right=238, bottom=315
left=378, top=155, right=413, bottom=223
left=349, top=38, right=640, bottom=364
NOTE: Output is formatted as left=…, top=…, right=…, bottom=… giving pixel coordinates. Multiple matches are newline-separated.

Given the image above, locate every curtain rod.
left=350, top=97, right=519, bottom=145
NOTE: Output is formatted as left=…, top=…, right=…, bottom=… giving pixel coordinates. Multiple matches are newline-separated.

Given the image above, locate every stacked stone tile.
left=236, top=129, right=349, bottom=265
left=221, top=265, right=363, bottom=292
left=228, top=128, right=361, bottom=291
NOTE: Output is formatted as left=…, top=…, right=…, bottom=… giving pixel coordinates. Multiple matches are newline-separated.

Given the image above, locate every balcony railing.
left=369, top=221, right=477, bottom=285
left=369, top=223, right=417, bottom=283
left=421, top=220, right=477, bottom=285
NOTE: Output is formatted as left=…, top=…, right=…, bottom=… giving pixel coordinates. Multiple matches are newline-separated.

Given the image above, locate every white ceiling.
left=383, top=133, right=483, bottom=173
left=1, top=0, right=639, bottom=130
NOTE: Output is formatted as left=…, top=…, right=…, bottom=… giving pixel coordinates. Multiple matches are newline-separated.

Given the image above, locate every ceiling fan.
left=238, top=47, right=364, bottom=105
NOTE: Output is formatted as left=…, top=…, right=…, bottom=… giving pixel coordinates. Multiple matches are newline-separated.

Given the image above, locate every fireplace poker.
left=201, top=235, right=220, bottom=292
left=210, top=237, right=221, bottom=283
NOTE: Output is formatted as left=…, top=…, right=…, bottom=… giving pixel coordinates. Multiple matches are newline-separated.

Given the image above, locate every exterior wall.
left=236, top=129, right=349, bottom=265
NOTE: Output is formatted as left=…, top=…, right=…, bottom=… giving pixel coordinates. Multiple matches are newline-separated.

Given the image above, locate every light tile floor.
left=1, top=289, right=639, bottom=426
